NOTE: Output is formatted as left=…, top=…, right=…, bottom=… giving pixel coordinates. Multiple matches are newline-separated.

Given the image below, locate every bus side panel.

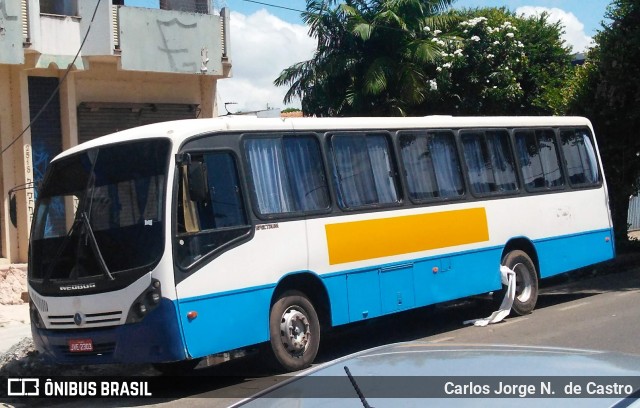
left=319, top=247, right=504, bottom=327
left=535, top=228, right=615, bottom=279
left=176, top=286, right=273, bottom=359
left=413, top=247, right=503, bottom=305
left=321, top=275, right=351, bottom=326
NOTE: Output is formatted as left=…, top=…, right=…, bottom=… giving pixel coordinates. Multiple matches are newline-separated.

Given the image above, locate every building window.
left=160, top=0, right=210, bottom=14
left=40, top=0, right=78, bottom=16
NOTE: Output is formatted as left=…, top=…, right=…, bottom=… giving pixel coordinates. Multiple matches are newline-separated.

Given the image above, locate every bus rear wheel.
left=267, top=290, right=320, bottom=372
left=501, top=250, right=538, bottom=316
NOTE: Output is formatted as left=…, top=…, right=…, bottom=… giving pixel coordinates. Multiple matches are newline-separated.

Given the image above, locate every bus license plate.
left=68, top=339, right=93, bottom=353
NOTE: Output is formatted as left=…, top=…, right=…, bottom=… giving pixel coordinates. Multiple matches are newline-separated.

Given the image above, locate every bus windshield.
left=29, top=139, right=171, bottom=294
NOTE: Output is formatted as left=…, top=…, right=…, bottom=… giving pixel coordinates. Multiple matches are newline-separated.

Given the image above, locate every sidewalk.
left=0, top=303, right=31, bottom=354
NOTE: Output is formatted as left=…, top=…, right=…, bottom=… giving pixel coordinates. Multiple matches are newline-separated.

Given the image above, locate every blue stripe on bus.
left=177, top=228, right=614, bottom=359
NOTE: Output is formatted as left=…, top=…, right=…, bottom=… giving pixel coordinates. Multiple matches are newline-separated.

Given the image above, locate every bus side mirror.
left=188, top=161, right=209, bottom=202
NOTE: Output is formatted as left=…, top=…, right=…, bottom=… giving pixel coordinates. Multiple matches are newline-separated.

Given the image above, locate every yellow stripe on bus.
left=325, top=207, right=489, bottom=265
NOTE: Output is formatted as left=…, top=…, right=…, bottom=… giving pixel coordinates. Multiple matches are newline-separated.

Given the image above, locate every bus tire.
left=267, top=290, right=320, bottom=372
left=501, top=250, right=538, bottom=316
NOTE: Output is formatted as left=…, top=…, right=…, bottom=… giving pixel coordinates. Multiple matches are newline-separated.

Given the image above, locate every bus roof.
left=54, top=115, right=593, bottom=162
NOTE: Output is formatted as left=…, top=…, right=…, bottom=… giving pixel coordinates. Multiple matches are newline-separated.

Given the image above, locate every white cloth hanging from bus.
left=464, top=265, right=516, bottom=327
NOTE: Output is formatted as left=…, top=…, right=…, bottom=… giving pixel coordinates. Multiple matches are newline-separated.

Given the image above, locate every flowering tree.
left=420, top=8, right=571, bottom=115
left=277, top=5, right=571, bottom=117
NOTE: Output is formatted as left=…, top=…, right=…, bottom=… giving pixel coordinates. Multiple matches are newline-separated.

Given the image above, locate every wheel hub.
left=513, top=262, right=532, bottom=302
left=280, top=307, right=310, bottom=356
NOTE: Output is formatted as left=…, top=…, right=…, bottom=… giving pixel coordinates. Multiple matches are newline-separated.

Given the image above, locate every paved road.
left=10, top=267, right=640, bottom=407
left=118, top=267, right=640, bottom=408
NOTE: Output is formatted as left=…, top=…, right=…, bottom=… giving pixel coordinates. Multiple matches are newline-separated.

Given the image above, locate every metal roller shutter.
left=77, top=102, right=199, bottom=144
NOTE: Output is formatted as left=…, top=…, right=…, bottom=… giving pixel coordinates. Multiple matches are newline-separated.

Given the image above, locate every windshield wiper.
left=43, top=213, right=82, bottom=283
left=80, top=211, right=114, bottom=281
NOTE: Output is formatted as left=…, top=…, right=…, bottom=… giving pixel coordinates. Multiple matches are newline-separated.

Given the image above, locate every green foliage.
left=281, top=107, right=302, bottom=113
left=274, top=0, right=458, bottom=116
left=564, top=0, right=640, bottom=247
left=419, top=7, right=572, bottom=115
left=276, top=3, right=572, bottom=117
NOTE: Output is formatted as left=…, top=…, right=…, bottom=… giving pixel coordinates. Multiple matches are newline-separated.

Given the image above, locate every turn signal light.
left=187, top=311, right=198, bottom=320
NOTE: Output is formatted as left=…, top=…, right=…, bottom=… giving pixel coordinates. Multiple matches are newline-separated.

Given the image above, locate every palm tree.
left=274, top=0, right=457, bottom=116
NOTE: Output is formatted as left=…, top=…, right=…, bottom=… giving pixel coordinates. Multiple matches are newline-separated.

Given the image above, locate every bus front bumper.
left=31, top=298, right=188, bottom=365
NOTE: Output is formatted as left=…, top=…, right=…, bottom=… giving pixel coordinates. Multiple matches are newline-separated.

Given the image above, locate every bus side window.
left=176, top=151, right=250, bottom=268
left=399, top=131, right=464, bottom=201
left=515, top=129, right=565, bottom=190
left=330, top=133, right=399, bottom=208
left=560, top=128, right=600, bottom=186
left=460, top=130, right=518, bottom=195
left=245, top=135, right=330, bottom=216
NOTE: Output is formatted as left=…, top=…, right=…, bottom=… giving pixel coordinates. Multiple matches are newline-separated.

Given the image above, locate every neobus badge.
left=59, top=283, right=96, bottom=291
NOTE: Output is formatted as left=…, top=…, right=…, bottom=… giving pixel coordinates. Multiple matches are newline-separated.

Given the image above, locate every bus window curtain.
left=462, top=135, right=493, bottom=194
left=246, top=139, right=293, bottom=214
left=282, top=137, right=329, bottom=212
left=333, top=136, right=378, bottom=207
left=400, top=135, right=438, bottom=200
left=430, top=134, right=464, bottom=197
left=486, top=132, right=517, bottom=191
left=366, top=135, right=398, bottom=204
left=536, top=132, right=564, bottom=187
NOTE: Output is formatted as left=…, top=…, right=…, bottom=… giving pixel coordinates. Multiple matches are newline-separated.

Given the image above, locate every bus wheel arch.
left=500, top=239, right=540, bottom=316
left=265, top=273, right=330, bottom=372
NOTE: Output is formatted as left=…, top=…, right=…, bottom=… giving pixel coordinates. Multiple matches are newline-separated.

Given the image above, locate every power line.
left=1, top=0, right=103, bottom=157
left=239, top=0, right=306, bottom=13
left=237, top=0, right=442, bottom=35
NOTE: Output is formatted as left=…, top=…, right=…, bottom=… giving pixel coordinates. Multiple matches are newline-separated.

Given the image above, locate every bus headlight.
left=126, top=279, right=162, bottom=324
left=29, top=300, right=45, bottom=329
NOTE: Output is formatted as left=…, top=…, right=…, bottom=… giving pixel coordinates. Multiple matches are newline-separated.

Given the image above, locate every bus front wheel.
left=267, top=290, right=320, bottom=372
left=501, top=250, right=538, bottom=316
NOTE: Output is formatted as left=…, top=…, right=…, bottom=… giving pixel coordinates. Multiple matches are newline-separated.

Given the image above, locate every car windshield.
left=29, top=139, right=171, bottom=286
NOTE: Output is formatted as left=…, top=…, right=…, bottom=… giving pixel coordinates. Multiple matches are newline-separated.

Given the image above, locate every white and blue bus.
left=28, top=116, right=614, bottom=372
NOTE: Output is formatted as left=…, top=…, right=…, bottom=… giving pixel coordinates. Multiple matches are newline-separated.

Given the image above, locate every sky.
left=127, top=0, right=612, bottom=112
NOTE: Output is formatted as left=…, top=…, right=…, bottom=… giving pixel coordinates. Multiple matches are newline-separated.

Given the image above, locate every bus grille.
left=46, top=311, right=123, bottom=328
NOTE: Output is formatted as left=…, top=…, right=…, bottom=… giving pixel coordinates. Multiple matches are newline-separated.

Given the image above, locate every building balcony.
left=1, top=0, right=230, bottom=76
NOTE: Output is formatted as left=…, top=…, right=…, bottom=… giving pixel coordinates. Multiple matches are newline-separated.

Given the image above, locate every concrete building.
left=0, top=0, right=232, bottom=264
